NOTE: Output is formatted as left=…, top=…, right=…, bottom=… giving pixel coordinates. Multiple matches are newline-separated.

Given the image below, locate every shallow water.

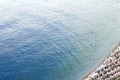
left=0, top=0, right=120, bottom=80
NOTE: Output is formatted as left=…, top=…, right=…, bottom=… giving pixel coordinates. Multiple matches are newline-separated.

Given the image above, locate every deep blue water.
left=0, top=0, right=120, bottom=80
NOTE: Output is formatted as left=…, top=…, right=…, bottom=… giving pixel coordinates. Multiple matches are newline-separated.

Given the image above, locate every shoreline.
left=84, top=42, right=120, bottom=80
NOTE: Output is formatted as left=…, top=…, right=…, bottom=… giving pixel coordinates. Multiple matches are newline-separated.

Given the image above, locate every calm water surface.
left=0, top=0, right=120, bottom=80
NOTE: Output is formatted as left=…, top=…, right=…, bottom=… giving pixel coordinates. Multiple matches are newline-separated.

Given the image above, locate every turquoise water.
left=0, top=0, right=120, bottom=80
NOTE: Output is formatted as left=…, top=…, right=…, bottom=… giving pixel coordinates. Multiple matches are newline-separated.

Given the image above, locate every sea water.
left=0, top=0, right=120, bottom=80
